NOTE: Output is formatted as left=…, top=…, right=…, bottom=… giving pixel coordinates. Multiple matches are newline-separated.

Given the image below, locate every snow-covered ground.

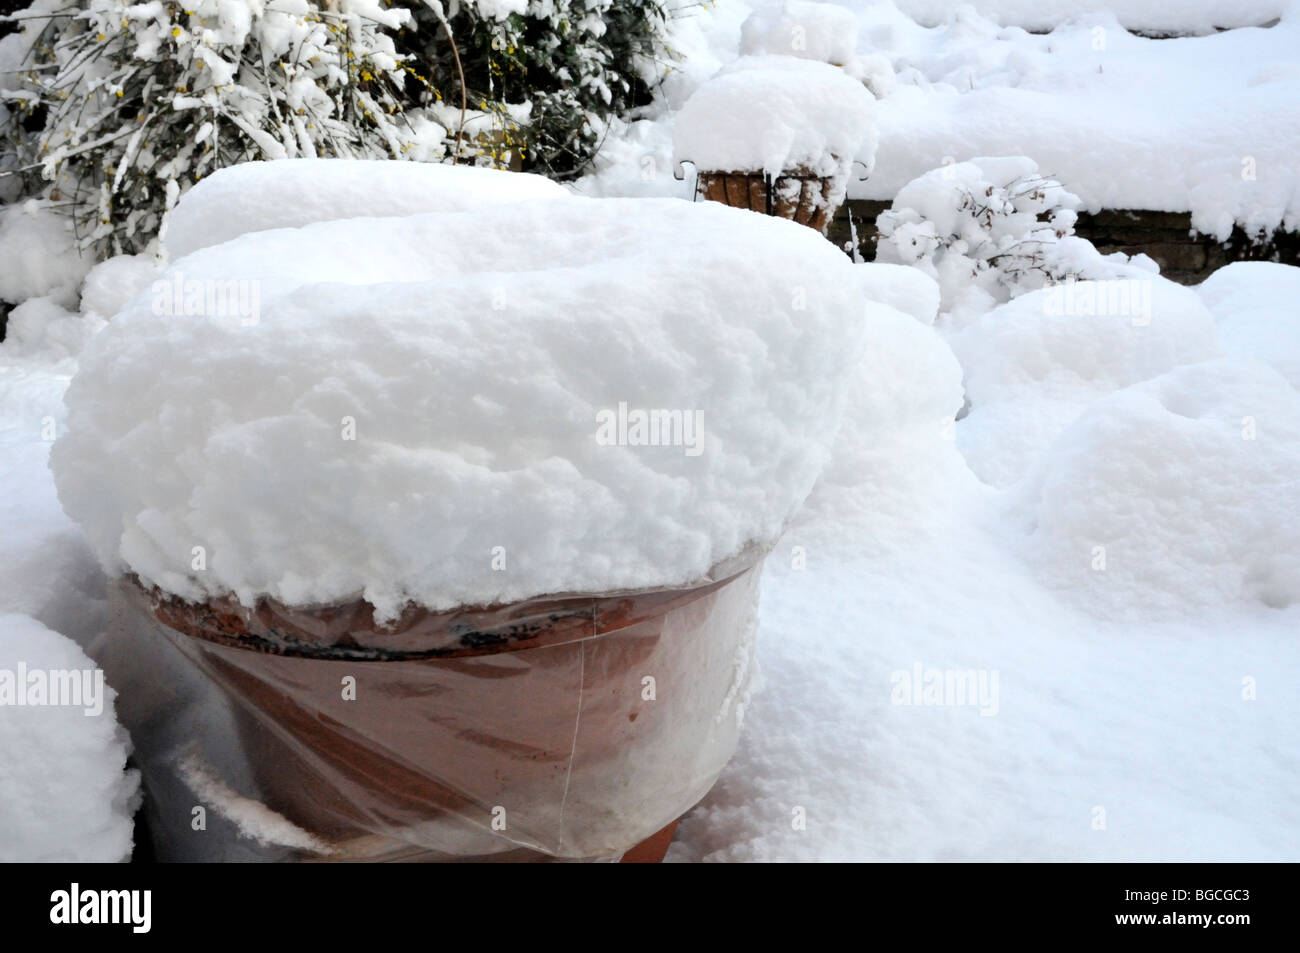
left=594, top=1, right=1300, bottom=862
left=1, top=0, right=1298, bottom=862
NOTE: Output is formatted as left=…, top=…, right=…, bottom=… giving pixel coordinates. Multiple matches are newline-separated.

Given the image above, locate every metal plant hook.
left=674, top=159, right=700, bottom=201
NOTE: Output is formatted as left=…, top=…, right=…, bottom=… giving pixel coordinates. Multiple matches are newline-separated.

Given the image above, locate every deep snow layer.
left=668, top=261, right=1300, bottom=861
left=2, top=2, right=1299, bottom=863
left=53, top=166, right=874, bottom=617
left=3, top=242, right=1299, bottom=863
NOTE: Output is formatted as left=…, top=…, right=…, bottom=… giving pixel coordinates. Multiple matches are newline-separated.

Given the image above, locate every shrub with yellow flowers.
left=394, top=0, right=676, bottom=178
left=0, top=0, right=678, bottom=257
left=1, top=0, right=446, bottom=255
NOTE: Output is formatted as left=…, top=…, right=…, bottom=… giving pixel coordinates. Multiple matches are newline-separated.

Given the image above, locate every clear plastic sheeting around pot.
left=95, top=555, right=764, bottom=862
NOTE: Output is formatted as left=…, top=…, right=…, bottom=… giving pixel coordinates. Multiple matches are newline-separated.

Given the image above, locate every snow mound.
left=1019, top=359, right=1300, bottom=617
left=798, top=298, right=975, bottom=551
left=80, top=254, right=163, bottom=320
left=54, top=190, right=870, bottom=618
left=0, top=202, right=91, bottom=308
left=162, top=159, right=568, bottom=260
left=951, top=276, right=1219, bottom=485
left=0, top=613, right=138, bottom=862
left=740, top=2, right=860, bottom=66
left=1197, top=262, right=1300, bottom=391
left=0, top=298, right=106, bottom=362
left=673, top=55, right=877, bottom=182
left=859, top=262, right=941, bottom=325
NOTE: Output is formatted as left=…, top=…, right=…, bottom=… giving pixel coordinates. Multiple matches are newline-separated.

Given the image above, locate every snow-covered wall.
left=892, top=0, right=1289, bottom=34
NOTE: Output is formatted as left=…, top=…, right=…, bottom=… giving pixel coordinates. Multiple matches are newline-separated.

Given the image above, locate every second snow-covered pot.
left=696, top=165, right=843, bottom=233
left=674, top=55, right=878, bottom=237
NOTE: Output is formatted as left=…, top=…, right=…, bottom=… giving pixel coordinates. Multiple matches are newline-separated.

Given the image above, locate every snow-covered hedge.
left=893, top=0, right=1289, bottom=34
left=876, top=156, right=1148, bottom=313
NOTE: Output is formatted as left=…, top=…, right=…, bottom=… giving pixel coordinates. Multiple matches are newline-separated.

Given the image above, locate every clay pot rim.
left=125, top=540, right=770, bottom=663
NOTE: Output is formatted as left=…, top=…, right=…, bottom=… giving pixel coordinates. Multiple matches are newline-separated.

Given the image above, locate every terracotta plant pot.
left=103, top=551, right=763, bottom=863
left=696, top=166, right=842, bottom=233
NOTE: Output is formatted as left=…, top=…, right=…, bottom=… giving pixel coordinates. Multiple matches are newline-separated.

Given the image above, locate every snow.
left=1017, top=358, right=1300, bottom=618
left=0, top=613, right=138, bottom=862
left=1196, top=261, right=1300, bottom=390
left=854, top=8, right=1300, bottom=239
left=162, top=159, right=568, bottom=260
left=672, top=55, right=877, bottom=182
left=53, top=173, right=874, bottom=619
left=741, top=2, right=861, bottom=65
left=3, top=1, right=1300, bottom=864
left=892, top=0, right=1291, bottom=34
left=0, top=349, right=107, bottom=647
left=596, top=2, right=1300, bottom=238
left=660, top=259, right=1300, bottom=860
left=665, top=273, right=1300, bottom=862
left=179, top=753, right=331, bottom=854
left=857, top=261, right=940, bottom=324
left=80, top=254, right=164, bottom=321
left=1, top=298, right=106, bottom=362
left=0, top=202, right=92, bottom=308
left=949, top=275, right=1221, bottom=485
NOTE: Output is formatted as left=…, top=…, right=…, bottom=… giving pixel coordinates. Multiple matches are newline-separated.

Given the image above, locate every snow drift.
left=0, top=613, right=138, bottom=862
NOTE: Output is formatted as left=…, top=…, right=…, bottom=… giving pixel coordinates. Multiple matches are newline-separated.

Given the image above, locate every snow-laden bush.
left=0, top=0, right=676, bottom=256
left=2, top=0, right=439, bottom=255
left=875, top=156, right=1144, bottom=313
left=395, top=0, right=675, bottom=178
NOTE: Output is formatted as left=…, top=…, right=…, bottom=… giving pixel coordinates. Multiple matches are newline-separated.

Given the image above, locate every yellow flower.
left=172, top=27, right=181, bottom=37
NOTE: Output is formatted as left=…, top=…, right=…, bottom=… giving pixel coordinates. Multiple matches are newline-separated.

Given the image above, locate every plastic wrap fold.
left=97, top=555, right=764, bottom=862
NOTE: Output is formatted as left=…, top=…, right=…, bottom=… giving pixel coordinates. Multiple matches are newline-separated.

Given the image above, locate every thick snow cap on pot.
left=53, top=166, right=869, bottom=619
left=163, top=159, right=566, bottom=260
left=672, top=55, right=878, bottom=184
